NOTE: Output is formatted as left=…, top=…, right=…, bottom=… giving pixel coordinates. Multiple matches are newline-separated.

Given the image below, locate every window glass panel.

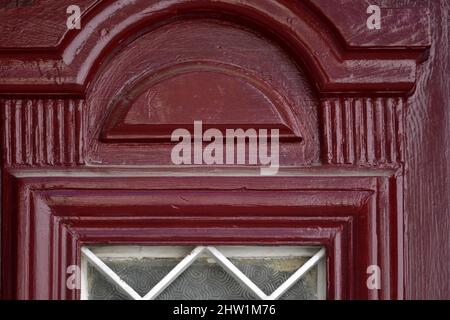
left=279, top=267, right=318, bottom=300
left=89, top=257, right=183, bottom=299
left=88, top=264, right=130, bottom=300
left=82, top=245, right=326, bottom=300
left=229, top=257, right=318, bottom=299
left=157, top=258, right=258, bottom=300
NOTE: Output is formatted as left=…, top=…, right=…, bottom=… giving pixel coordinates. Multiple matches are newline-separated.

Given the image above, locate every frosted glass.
left=86, top=246, right=323, bottom=300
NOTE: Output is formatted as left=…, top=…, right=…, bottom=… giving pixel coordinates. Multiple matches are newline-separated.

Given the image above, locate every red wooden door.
left=0, top=0, right=449, bottom=300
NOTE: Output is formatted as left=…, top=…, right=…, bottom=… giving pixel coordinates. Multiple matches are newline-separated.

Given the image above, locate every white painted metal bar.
left=82, top=245, right=327, bottom=301
left=214, top=246, right=318, bottom=258
left=206, top=246, right=269, bottom=300
left=269, top=247, right=326, bottom=300
left=317, top=257, right=327, bottom=300
left=91, top=245, right=318, bottom=259
left=91, top=245, right=195, bottom=259
left=80, top=254, right=89, bottom=300
left=81, top=247, right=143, bottom=300
left=142, top=246, right=206, bottom=300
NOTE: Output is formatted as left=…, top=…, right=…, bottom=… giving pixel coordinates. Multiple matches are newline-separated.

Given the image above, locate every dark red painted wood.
left=404, top=0, right=450, bottom=299
left=1, top=170, right=401, bottom=300
left=0, top=0, right=429, bottom=94
left=0, top=0, right=448, bottom=300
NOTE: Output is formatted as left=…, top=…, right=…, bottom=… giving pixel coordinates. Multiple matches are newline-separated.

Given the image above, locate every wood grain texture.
left=1, top=98, right=85, bottom=166
left=0, top=0, right=95, bottom=49
left=1, top=172, right=402, bottom=300
left=312, top=0, right=431, bottom=49
left=404, top=0, right=450, bottom=299
left=0, top=0, right=430, bottom=50
left=0, top=0, right=429, bottom=94
left=321, top=97, right=405, bottom=166
left=86, top=18, right=319, bottom=166
left=0, top=0, right=448, bottom=300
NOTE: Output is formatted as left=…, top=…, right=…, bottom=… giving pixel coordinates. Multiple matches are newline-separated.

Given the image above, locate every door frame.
left=1, top=169, right=402, bottom=299
left=1, top=0, right=448, bottom=300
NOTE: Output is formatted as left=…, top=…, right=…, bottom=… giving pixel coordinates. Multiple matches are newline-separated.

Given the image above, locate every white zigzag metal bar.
left=269, top=247, right=326, bottom=300
left=82, top=245, right=325, bottom=300
left=81, top=247, right=143, bottom=300
left=205, top=246, right=269, bottom=300
left=206, top=246, right=325, bottom=300
left=143, top=246, right=206, bottom=300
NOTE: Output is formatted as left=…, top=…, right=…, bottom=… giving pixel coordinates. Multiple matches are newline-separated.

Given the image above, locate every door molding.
left=1, top=170, right=402, bottom=300
left=0, top=0, right=430, bottom=94
left=1, top=0, right=445, bottom=300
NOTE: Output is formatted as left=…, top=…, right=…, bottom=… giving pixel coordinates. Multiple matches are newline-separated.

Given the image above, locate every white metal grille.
left=81, top=246, right=326, bottom=300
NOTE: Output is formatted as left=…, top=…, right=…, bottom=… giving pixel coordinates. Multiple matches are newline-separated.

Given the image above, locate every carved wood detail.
left=0, top=0, right=446, bottom=300
left=1, top=172, right=402, bottom=300
left=1, top=98, right=85, bottom=166
left=1, top=96, right=408, bottom=167
left=321, top=97, right=405, bottom=166
left=0, top=96, right=409, bottom=167
left=0, top=0, right=430, bottom=94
